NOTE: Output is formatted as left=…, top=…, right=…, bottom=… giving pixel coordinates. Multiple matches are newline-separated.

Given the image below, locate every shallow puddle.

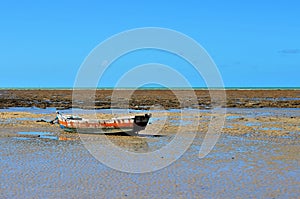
left=17, top=132, right=58, bottom=140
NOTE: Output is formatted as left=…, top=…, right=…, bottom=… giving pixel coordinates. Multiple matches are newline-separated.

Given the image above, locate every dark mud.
left=1, top=89, right=300, bottom=109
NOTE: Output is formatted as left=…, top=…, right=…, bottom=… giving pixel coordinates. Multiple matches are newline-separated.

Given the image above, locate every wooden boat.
left=57, top=112, right=151, bottom=134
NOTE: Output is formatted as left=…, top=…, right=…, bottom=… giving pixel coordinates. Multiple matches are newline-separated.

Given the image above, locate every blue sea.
left=1, top=87, right=300, bottom=90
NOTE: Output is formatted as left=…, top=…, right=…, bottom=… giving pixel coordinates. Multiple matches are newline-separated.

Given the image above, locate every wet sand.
left=1, top=132, right=299, bottom=198
left=0, top=108, right=299, bottom=198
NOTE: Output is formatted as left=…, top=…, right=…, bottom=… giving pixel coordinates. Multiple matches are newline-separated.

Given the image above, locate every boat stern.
left=133, top=113, right=152, bottom=132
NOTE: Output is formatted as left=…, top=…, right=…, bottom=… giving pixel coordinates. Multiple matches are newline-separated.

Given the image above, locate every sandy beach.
left=0, top=90, right=299, bottom=198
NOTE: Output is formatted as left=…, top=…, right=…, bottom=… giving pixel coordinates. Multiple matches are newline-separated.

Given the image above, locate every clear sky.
left=1, top=0, right=300, bottom=88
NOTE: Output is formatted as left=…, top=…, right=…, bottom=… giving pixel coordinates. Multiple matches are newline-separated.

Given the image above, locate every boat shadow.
left=104, top=131, right=165, bottom=137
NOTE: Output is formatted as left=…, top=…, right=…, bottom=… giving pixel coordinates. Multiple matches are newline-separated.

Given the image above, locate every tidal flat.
left=0, top=107, right=299, bottom=198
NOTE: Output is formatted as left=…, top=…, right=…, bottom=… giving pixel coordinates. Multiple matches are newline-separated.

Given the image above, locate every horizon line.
left=1, top=86, right=300, bottom=90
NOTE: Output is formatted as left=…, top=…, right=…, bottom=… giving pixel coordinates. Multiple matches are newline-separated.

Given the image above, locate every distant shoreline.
left=1, top=89, right=300, bottom=109
left=1, top=87, right=300, bottom=90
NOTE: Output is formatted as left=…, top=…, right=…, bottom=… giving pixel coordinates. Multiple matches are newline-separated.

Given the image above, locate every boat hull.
left=57, top=113, right=151, bottom=134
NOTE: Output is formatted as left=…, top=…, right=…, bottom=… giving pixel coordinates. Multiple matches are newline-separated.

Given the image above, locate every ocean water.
left=1, top=87, right=300, bottom=90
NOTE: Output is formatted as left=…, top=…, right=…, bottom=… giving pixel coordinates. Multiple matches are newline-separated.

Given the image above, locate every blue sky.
left=1, top=0, right=300, bottom=88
